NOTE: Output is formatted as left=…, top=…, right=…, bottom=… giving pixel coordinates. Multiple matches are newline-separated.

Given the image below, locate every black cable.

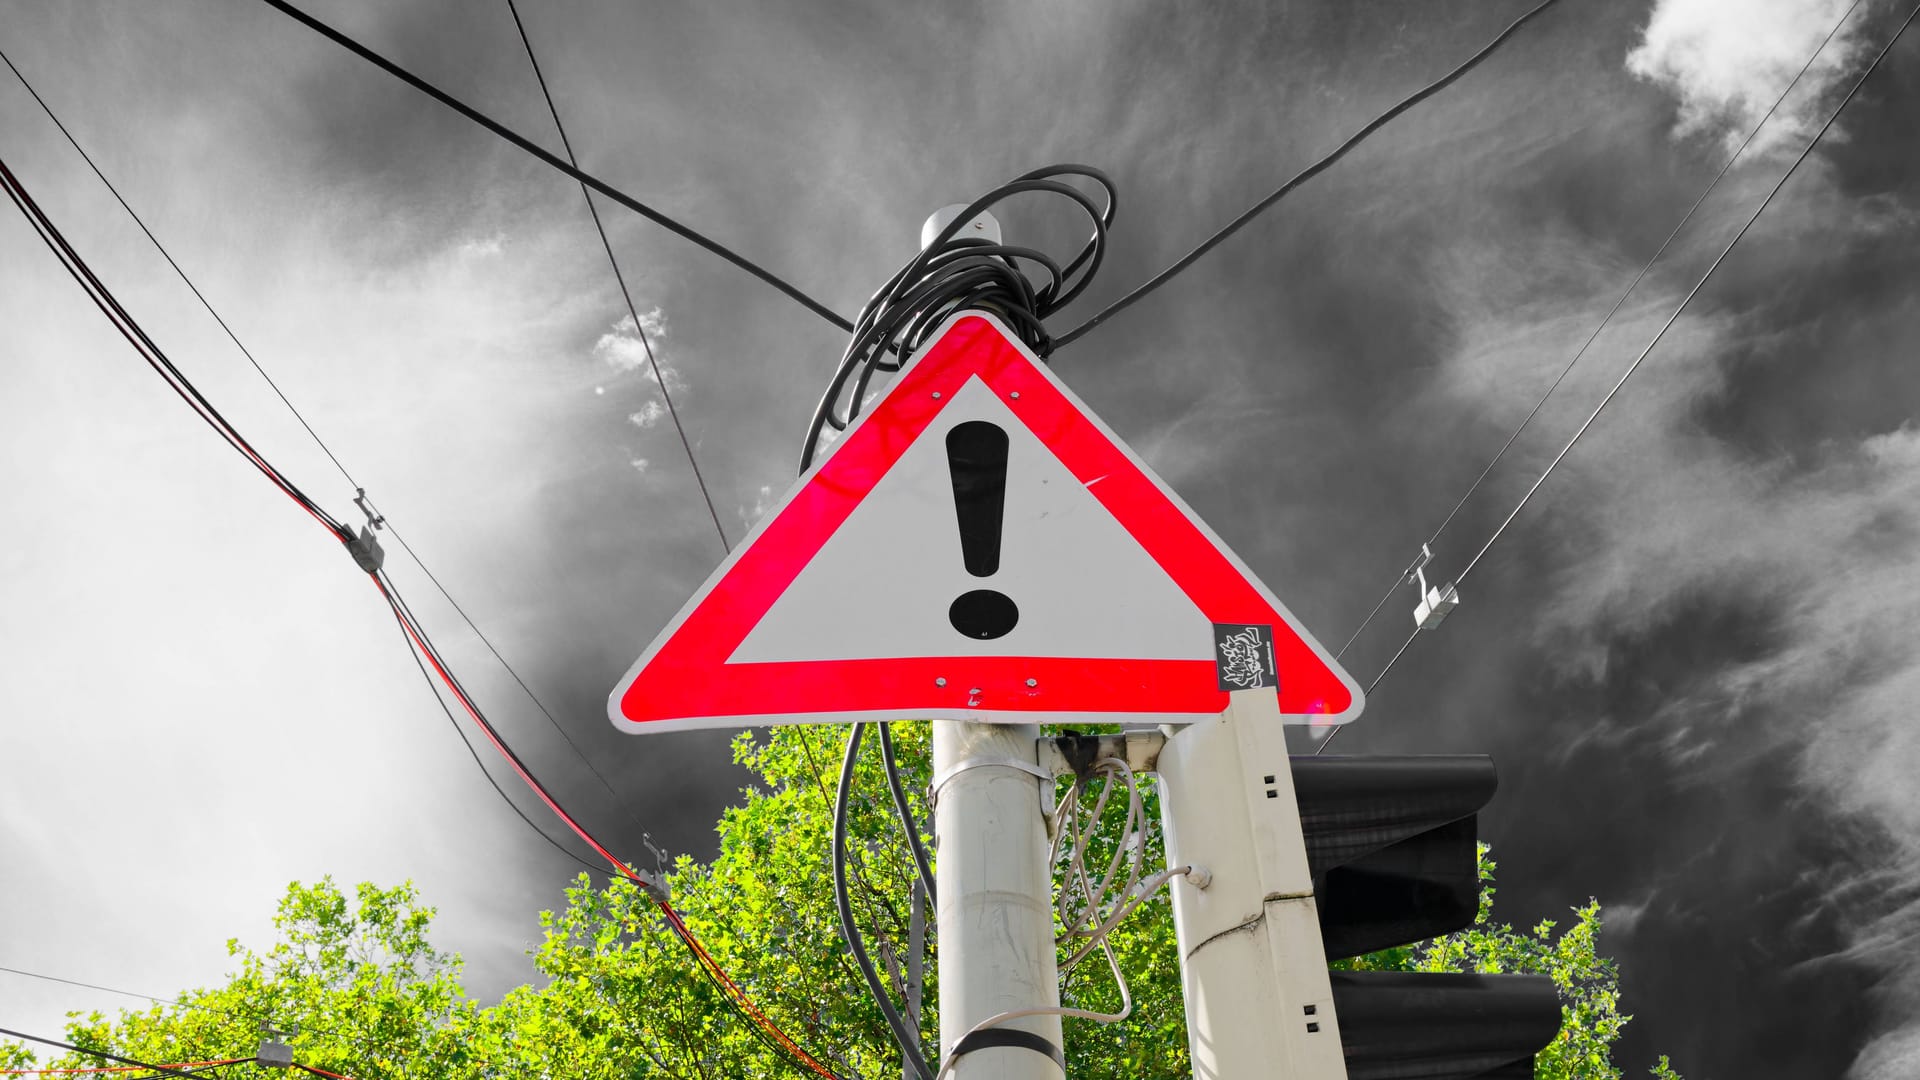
left=799, top=165, right=1115, bottom=471
left=1051, top=0, right=1566, bottom=350
left=812, top=171, right=1115, bottom=1072
left=0, top=967, right=364, bottom=1053
left=120, top=1064, right=252, bottom=1080
left=0, top=1028, right=250, bottom=1080
left=0, top=154, right=349, bottom=540
left=2, top=111, right=837, bottom=1079
left=0, top=47, right=359, bottom=493
left=832, top=724, right=935, bottom=1080
left=255, top=0, right=852, bottom=333
left=0, top=59, right=662, bottom=849
left=1329, top=0, right=1867, bottom=665
left=381, top=590, right=606, bottom=878
left=877, top=724, right=936, bottom=908
left=501, top=0, right=730, bottom=555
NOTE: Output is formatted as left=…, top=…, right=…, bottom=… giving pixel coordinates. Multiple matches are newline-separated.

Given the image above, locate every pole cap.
left=921, top=204, right=1002, bottom=249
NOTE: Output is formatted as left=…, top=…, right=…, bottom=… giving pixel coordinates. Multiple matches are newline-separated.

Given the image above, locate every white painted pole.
left=932, top=719, right=1064, bottom=1079
left=1156, top=690, right=1350, bottom=1080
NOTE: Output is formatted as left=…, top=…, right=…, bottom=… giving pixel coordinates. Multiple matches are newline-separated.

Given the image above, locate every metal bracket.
left=257, top=1022, right=295, bottom=1069
left=631, top=833, right=671, bottom=902
left=345, top=487, right=387, bottom=574
left=1403, top=544, right=1460, bottom=631
left=1039, top=729, right=1166, bottom=776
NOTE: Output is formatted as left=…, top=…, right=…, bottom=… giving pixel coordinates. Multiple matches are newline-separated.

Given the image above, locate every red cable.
left=0, top=158, right=345, bottom=539
left=0, top=146, right=838, bottom=1080
left=372, top=577, right=841, bottom=1079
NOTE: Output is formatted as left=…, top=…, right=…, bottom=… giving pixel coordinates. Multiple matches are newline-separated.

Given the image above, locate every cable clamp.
left=632, top=833, right=671, bottom=903
left=346, top=487, right=386, bottom=574
left=929, top=753, right=1056, bottom=824
left=947, top=1028, right=1065, bottom=1074
left=1403, top=543, right=1460, bottom=631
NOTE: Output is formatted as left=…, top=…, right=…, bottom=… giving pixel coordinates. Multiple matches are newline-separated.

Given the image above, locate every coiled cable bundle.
left=798, top=164, right=1115, bottom=471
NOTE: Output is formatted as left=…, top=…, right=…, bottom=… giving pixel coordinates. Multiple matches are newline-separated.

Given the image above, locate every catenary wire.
left=1320, top=0, right=1919, bottom=754
left=1328, top=0, right=1868, bottom=665
left=0, top=1031, right=252, bottom=1080
left=374, top=570, right=845, bottom=1080
left=0, top=969, right=368, bottom=1058
left=0, top=150, right=843, bottom=1080
left=501, top=0, right=730, bottom=554
left=0, top=1059, right=252, bottom=1077
left=0, top=55, right=666, bottom=848
left=1454, top=0, right=1918, bottom=588
left=2, top=1065, right=248, bottom=1080
left=0, top=156, right=347, bottom=541
left=255, top=0, right=852, bottom=333
left=382, top=594, right=607, bottom=876
left=1050, top=0, right=1566, bottom=350
left=0, top=47, right=357, bottom=493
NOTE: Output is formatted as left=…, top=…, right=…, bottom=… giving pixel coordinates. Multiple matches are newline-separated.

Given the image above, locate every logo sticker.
left=1213, top=623, right=1278, bottom=691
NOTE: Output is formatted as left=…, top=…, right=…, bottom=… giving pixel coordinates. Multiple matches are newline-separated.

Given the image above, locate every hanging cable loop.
left=798, top=165, right=1115, bottom=471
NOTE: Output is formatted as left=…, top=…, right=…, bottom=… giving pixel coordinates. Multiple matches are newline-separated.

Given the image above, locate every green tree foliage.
left=5, top=724, right=1680, bottom=1079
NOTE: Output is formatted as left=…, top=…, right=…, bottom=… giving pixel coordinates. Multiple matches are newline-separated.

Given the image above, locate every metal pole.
left=1156, top=690, right=1349, bottom=1080
left=932, top=719, right=1064, bottom=1079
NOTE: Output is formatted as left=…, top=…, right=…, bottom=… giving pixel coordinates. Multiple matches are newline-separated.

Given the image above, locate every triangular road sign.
left=610, top=312, right=1363, bottom=732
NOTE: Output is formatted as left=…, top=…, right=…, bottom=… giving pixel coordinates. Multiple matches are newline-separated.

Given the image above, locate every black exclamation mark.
left=945, top=420, right=1019, bottom=640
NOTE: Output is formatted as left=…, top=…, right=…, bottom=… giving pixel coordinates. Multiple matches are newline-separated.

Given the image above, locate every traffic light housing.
left=1294, top=754, right=1563, bottom=1080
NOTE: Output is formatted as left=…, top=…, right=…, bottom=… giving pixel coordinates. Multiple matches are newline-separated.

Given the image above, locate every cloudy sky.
left=3, top=0, right=1918, bottom=1076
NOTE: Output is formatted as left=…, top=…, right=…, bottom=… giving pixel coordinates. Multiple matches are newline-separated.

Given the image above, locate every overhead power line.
left=1052, top=0, right=1566, bottom=349
left=0, top=1029, right=257, bottom=1080
left=1330, top=0, right=1869, bottom=668
left=1323, top=0, right=1920, bottom=752
left=502, top=0, right=730, bottom=554
left=255, top=0, right=853, bottom=334
left=0, top=49, right=661, bottom=858
left=0, top=47, right=359, bottom=494
left=0, top=154, right=350, bottom=542
left=1, top=147, right=844, bottom=1080
left=0, top=966, right=369, bottom=1059
left=1454, top=0, right=1918, bottom=586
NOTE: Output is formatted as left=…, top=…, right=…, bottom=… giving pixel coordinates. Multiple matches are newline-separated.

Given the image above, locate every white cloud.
left=630, top=457, right=651, bottom=474
left=1626, top=0, right=1866, bottom=153
left=628, top=400, right=669, bottom=429
left=745, top=484, right=776, bottom=525
left=455, top=233, right=505, bottom=259
left=592, top=308, right=682, bottom=390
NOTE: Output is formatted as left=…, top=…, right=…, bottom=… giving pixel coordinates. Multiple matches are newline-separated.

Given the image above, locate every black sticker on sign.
left=1213, top=623, right=1278, bottom=691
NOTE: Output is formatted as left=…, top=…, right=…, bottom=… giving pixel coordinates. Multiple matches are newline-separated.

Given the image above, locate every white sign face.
left=610, top=312, right=1363, bottom=733
left=731, top=375, right=1209, bottom=665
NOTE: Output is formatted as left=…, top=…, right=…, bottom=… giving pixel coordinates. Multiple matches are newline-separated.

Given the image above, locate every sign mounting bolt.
left=932, top=391, right=943, bottom=400
left=935, top=677, right=947, bottom=687
left=1025, top=678, right=1038, bottom=687
left=1010, top=391, right=1021, bottom=400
